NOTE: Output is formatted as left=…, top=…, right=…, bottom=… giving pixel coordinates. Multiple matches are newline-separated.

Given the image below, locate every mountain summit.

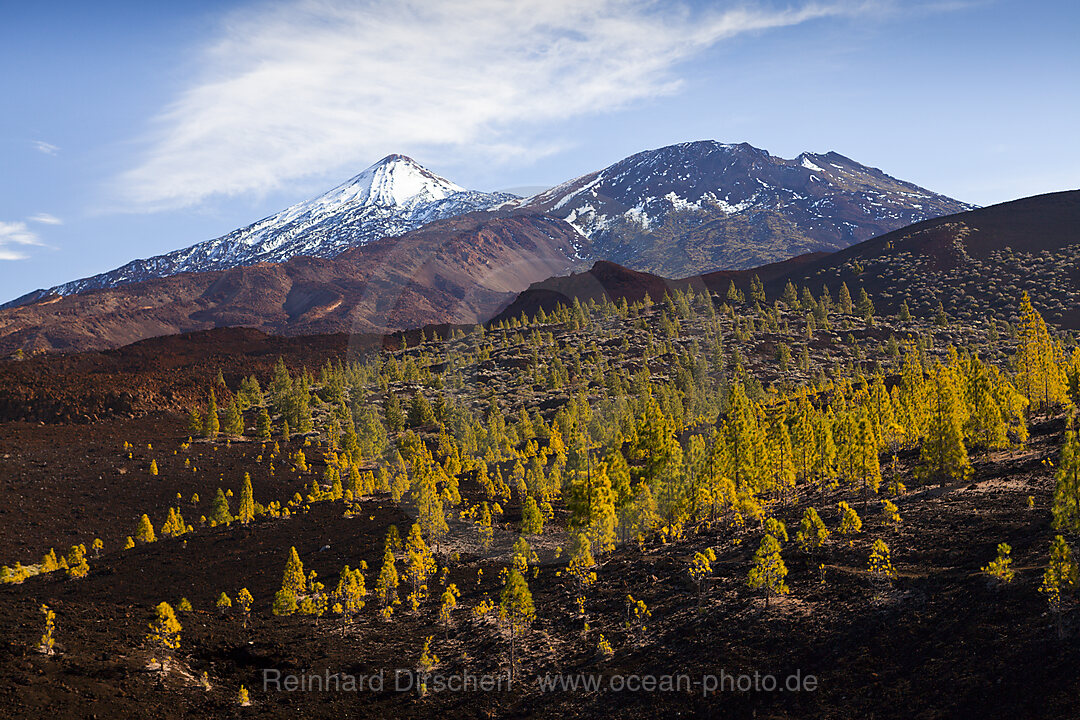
left=518, top=140, right=973, bottom=276
left=38, top=155, right=516, bottom=299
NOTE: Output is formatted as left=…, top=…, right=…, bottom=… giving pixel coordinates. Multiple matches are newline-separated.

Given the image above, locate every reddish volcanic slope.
left=0, top=214, right=586, bottom=355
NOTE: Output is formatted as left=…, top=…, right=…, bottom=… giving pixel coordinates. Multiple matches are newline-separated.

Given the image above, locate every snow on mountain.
left=46, top=155, right=517, bottom=297
left=517, top=140, right=974, bottom=276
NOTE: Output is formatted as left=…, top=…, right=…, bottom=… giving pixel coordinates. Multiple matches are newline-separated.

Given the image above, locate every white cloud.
left=115, top=0, right=857, bottom=210
left=28, top=213, right=63, bottom=225
left=0, top=221, right=45, bottom=262
left=32, top=140, right=59, bottom=156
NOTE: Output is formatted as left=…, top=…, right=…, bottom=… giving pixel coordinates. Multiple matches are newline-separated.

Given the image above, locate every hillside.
left=770, top=190, right=1080, bottom=327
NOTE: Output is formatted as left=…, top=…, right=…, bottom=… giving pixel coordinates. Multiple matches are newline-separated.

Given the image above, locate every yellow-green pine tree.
left=918, top=365, right=972, bottom=486
left=203, top=388, right=220, bottom=439
left=499, top=568, right=535, bottom=682
left=403, top=524, right=436, bottom=611
left=747, top=534, right=789, bottom=608
left=238, top=473, right=255, bottom=524
left=374, top=539, right=400, bottom=620
left=135, top=513, right=157, bottom=544
left=146, top=602, right=182, bottom=671
left=1015, top=291, right=1068, bottom=414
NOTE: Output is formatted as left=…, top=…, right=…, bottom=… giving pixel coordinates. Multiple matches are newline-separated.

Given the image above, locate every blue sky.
left=2, top=0, right=1078, bottom=300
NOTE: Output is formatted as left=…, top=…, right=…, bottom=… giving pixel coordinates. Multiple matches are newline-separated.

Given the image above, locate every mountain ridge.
left=516, top=140, right=973, bottom=276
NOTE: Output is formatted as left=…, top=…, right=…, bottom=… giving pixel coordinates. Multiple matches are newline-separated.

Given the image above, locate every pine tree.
left=438, top=583, right=461, bottom=638
left=981, top=543, right=1015, bottom=586
left=209, top=487, right=233, bottom=526
left=238, top=473, right=255, bottom=524
left=868, top=538, right=895, bottom=586
left=223, top=397, right=244, bottom=437
left=499, top=568, right=535, bottom=682
left=257, top=407, right=272, bottom=441
left=235, top=588, right=254, bottom=628
left=404, top=524, right=436, bottom=611
left=375, top=542, right=400, bottom=620
left=160, top=507, right=188, bottom=537
left=719, top=382, right=766, bottom=492
left=838, top=282, right=853, bottom=315
left=688, top=547, right=717, bottom=596
left=565, top=532, right=596, bottom=617
left=187, top=408, right=203, bottom=436
left=135, top=513, right=157, bottom=544
left=918, top=365, right=972, bottom=486
left=882, top=499, right=902, bottom=533
left=1040, top=535, right=1077, bottom=638
left=837, top=501, right=862, bottom=538
left=1052, top=421, right=1080, bottom=535
left=38, top=604, right=55, bottom=655
left=521, top=495, right=544, bottom=535
left=281, top=546, right=306, bottom=594
left=796, top=507, right=830, bottom=557
left=1015, top=291, right=1068, bottom=414
left=332, top=565, right=367, bottom=636
left=65, top=545, right=89, bottom=579
left=747, top=534, right=789, bottom=608
left=146, top=602, right=182, bottom=671
left=203, top=388, right=220, bottom=439
left=416, top=466, right=448, bottom=549
left=852, top=413, right=882, bottom=509
left=856, top=288, right=874, bottom=322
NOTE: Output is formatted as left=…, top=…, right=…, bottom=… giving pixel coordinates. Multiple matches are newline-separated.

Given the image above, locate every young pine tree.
left=38, top=604, right=55, bottom=655
left=235, top=588, right=254, bottom=628
left=135, top=514, right=157, bottom=544
left=438, top=583, right=461, bottom=638
left=209, top=488, right=233, bottom=527
left=499, top=568, right=535, bottom=682
left=837, top=501, right=863, bottom=538
left=1040, top=535, right=1077, bottom=639
left=1052, top=421, right=1080, bottom=535
left=747, top=534, right=789, bottom=609
left=257, top=407, right=273, bottom=441
left=688, top=547, right=717, bottom=596
left=521, top=495, right=544, bottom=535
left=146, top=602, right=182, bottom=672
left=203, top=388, right=220, bottom=439
left=375, top=542, right=400, bottom=621
left=332, top=565, right=367, bottom=637
left=981, top=543, right=1015, bottom=586
left=796, top=507, right=830, bottom=558
left=403, top=524, right=436, bottom=612
left=223, top=397, right=244, bottom=437
left=237, top=473, right=255, bottom=525
left=868, top=538, right=895, bottom=584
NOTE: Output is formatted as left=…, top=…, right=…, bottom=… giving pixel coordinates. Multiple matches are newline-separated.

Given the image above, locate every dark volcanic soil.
left=0, top=412, right=1077, bottom=719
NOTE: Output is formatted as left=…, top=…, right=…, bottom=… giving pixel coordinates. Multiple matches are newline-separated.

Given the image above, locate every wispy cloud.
left=32, top=140, right=59, bottom=156
left=28, top=213, right=63, bottom=225
left=115, top=0, right=860, bottom=211
left=0, top=221, right=46, bottom=261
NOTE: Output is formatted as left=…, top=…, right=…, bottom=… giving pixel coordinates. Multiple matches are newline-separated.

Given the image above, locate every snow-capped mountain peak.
left=37, top=156, right=516, bottom=299
left=321, top=154, right=466, bottom=209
